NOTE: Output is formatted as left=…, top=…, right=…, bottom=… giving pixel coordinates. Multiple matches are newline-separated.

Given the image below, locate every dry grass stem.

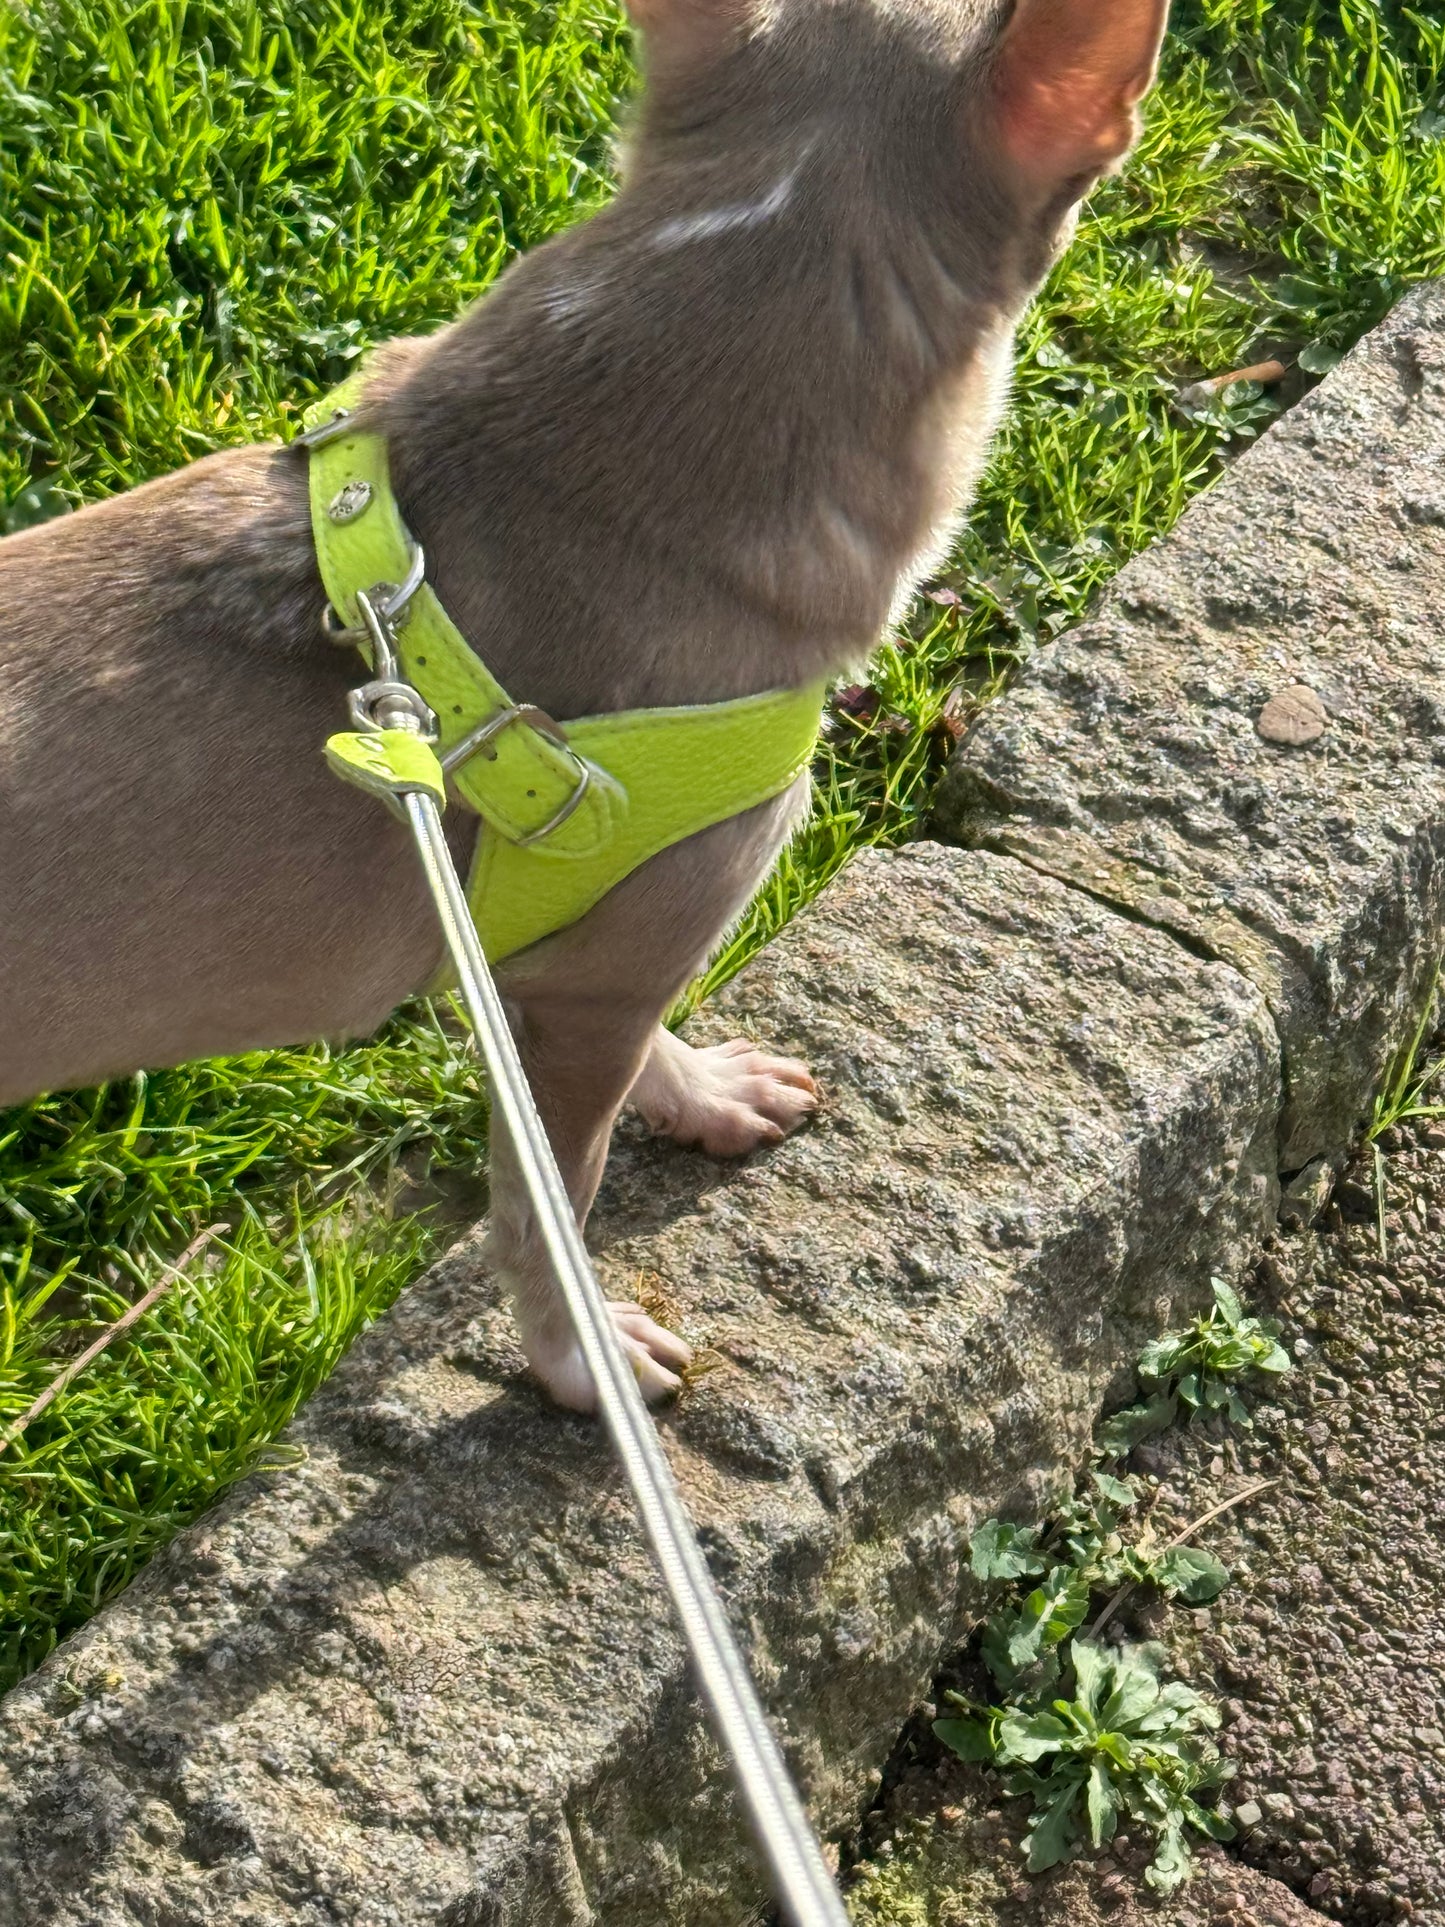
left=0, top=1224, right=229, bottom=1457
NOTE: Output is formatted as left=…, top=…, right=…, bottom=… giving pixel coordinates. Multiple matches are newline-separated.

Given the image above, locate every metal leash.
left=333, top=575, right=850, bottom=1927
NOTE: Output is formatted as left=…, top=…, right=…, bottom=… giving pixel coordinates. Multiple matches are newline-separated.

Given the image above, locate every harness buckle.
left=441, top=704, right=594, bottom=847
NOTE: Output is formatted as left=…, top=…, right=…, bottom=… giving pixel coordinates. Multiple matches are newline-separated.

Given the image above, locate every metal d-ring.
left=370, top=543, right=427, bottom=623
left=318, top=543, right=426, bottom=653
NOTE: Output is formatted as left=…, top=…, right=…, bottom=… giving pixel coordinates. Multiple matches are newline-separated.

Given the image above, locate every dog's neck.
left=383, top=4, right=1051, bottom=711
left=620, top=116, right=1024, bottom=619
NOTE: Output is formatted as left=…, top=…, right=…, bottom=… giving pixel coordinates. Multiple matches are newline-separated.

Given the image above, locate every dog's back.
left=0, top=450, right=452, bottom=1100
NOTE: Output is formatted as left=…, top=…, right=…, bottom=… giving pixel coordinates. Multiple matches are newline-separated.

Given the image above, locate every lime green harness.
left=302, top=380, right=825, bottom=966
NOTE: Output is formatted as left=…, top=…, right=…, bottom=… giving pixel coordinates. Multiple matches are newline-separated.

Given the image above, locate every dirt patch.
left=839, top=1113, right=1445, bottom=1924
left=847, top=1755, right=1319, bottom=1924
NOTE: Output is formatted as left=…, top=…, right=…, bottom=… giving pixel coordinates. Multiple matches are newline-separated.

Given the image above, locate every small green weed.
left=936, top=1640, right=1232, bottom=1892
left=1366, top=963, right=1445, bottom=1257
left=970, top=1472, right=1231, bottom=1703
left=1095, top=1278, right=1292, bottom=1452
left=934, top=1278, right=1291, bottom=1892
left=1368, top=962, right=1445, bottom=1146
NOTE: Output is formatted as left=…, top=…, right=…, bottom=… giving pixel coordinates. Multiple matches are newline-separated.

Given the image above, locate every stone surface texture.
left=0, top=847, right=1278, bottom=1927
left=935, top=280, right=1445, bottom=1170
left=1158, top=1114, right=1445, bottom=1925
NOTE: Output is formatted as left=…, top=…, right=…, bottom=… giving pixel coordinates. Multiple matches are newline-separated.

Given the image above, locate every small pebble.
left=1257, top=683, right=1327, bottom=745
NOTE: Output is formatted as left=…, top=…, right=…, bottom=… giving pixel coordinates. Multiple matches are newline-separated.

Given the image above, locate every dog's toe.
left=523, top=1301, right=691, bottom=1412
left=635, top=1035, right=819, bottom=1156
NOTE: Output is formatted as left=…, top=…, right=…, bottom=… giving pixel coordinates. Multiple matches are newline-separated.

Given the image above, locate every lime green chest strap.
left=302, top=382, right=825, bottom=967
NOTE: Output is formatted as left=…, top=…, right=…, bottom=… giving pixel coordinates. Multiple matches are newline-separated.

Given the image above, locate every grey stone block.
left=0, top=845, right=1277, bottom=1927
left=935, top=281, right=1445, bottom=1170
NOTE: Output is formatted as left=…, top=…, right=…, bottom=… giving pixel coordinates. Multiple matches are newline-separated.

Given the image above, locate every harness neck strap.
left=302, top=379, right=620, bottom=858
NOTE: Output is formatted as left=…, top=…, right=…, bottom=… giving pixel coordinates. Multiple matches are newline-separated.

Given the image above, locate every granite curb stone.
left=0, top=846, right=1277, bottom=1926
left=935, top=280, right=1445, bottom=1171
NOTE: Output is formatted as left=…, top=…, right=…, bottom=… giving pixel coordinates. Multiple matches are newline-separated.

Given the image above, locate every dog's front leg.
left=484, top=988, right=692, bottom=1411
left=486, top=779, right=809, bottom=1410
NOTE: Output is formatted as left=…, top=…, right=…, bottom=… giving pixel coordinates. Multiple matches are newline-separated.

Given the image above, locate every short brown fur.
left=0, top=0, right=1168, bottom=1407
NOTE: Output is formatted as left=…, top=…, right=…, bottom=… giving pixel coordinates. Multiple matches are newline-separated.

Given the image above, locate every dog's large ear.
left=987, top=0, right=1170, bottom=192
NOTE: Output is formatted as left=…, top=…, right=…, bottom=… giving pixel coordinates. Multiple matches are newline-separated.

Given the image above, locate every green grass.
left=2, top=0, right=1443, bottom=1690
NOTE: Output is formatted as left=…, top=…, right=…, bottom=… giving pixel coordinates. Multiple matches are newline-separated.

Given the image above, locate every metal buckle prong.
left=440, top=703, right=569, bottom=772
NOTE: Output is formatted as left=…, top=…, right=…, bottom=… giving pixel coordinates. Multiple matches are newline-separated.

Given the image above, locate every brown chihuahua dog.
left=0, top=0, right=1168, bottom=1409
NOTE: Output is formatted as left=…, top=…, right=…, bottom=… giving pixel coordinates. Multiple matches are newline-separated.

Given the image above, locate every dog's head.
left=622, top=0, right=1169, bottom=305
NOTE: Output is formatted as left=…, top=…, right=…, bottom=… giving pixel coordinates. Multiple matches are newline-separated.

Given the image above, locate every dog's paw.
left=633, top=1034, right=817, bottom=1157
left=521, top=1300, right=692, bottom=1413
